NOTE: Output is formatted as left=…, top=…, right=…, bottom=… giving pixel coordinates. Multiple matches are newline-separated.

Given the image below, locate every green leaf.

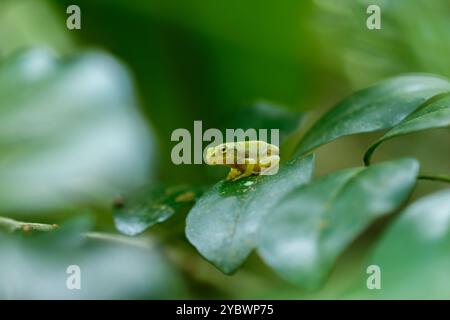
left=0, top=49, right=154, bottom=213
left=185, top=155, right=315, bottom=274
left=295, top=75, right=450, bottom=157
left=0, top=217, right=185, bottom=299
left=364, top=93, right=450, bottom=165
left=366, top=189, right=450, bottom=299
left=114, top=185, right=202, bottom=236
left=226, top=102, right=304, bottom=141
left=258, top=158, right=419, bottom=289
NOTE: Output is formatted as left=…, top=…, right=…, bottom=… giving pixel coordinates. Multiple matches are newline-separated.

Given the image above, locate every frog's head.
left=205, top=143, right=234, bottom=166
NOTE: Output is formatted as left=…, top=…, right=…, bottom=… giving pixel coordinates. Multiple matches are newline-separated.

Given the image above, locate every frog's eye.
left=219, top=146, right=227, bottom=154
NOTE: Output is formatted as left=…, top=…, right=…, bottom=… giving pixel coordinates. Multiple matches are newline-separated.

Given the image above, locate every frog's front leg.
left=226, top=168, right=241, bottom=181
left=232, top=159, right=257, bottom=180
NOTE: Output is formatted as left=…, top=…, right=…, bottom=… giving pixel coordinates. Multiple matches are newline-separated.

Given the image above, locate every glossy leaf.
left=365, top=93, right=450, bottom=164
left=258, top=158, right=419, bottom=289
left=0, top=49, right=154, bottom=213
left=186, top=155, right=314, bottom=274
left=114, top=185, right=202, bottom=236
left=295, top=75, right=450, bottom=156
left=366, top=190, right=450, bottom=299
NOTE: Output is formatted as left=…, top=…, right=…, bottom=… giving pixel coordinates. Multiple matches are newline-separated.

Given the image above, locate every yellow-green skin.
left=205, top=141, right=280, bottom=181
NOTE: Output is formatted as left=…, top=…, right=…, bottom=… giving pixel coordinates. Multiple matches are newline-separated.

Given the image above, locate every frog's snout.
left=205, top=148, right=216, bottom=165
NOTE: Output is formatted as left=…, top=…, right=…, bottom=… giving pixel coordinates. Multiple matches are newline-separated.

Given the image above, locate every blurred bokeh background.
left=0, top=0, right=449, bottom=299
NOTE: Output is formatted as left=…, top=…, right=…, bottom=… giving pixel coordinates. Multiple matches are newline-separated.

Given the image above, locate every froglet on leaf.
left=205, top=141, right=280, bottom=181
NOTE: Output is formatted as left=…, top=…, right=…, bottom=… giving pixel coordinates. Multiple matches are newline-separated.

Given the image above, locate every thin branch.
left=418, top=174, right=450, bottom=184
left=0, top=217, right=58, bottom=233
left=84, top=232, right=153, bottom=249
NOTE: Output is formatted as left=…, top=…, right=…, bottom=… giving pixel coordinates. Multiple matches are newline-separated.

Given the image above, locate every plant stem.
left=84, top=232, right=153, bottom=248
left=0, top=217, right=58, bottom=233
left=418, top=174, right=450, bottom=184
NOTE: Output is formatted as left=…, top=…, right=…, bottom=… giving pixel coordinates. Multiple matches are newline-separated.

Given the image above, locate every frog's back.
left=236, top=140, right=279, bottom=156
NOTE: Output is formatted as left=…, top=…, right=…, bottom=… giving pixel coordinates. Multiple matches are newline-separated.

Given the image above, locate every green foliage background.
left=0, top=0, right=449, bottom=299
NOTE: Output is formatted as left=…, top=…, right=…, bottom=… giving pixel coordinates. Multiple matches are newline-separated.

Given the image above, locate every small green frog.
left=205, top=141, right=280, bottom=181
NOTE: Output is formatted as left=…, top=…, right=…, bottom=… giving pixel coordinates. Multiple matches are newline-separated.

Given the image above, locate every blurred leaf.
left=0, top=48, right=154, bottom=213
left=114, top=185, right=203, bottom=236
left=365, top=93, right=450, bottom=164
left=364, top=189, right=450, bottom=299
left=258, top=158, right=419, bottom=289
left=313, top=0, right=450, bottom=87
left=226, top=102, right=304, bottom=142
left=0, top=218, right=184, bottom=299
left=186, top=155, right=314, bottom=274
left=295, top=75, right=450, bottom=157
left=0, top=0, right=74, bottom=58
